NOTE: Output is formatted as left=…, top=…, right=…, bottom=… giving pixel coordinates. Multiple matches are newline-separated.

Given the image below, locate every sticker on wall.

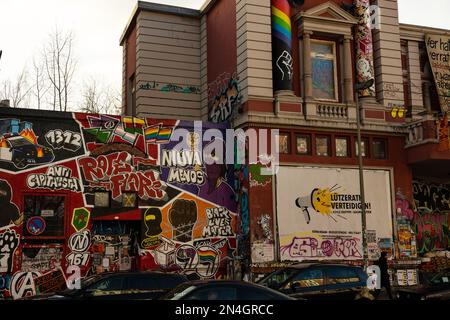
left=0, top=229, right=20, bottom=273
left=26, top=217, right=46, bottom=236
left=71, top=208, right=90, bottom=232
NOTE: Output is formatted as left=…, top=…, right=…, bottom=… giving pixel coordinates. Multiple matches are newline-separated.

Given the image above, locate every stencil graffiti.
left=257, top=214, right=273, bottom=243
left=169, top=199, right=198, bottom=243
left=78, top=151, right=167, bottom=201
left=202, top=207, right=233, bottom=238
left=0, top=179, right=21, bottom=228
left=44, top=129, right=82, bottom=151
left=27, top=165, right=82, bottom=192
left=208, top=78, right=241, bottom=123
left=0, top=229, right=20, bottom=273
left=280, top=236, right=362, bottom=260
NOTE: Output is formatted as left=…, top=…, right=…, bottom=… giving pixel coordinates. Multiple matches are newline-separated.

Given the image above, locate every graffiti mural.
left=208, top=78, right=241, bottom=123
left=413, top=179, right=450, bottom=254
left=0, top=107, right=238, bottom=299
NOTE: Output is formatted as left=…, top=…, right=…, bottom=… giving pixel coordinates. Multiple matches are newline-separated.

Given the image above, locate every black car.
left=160, top=280, right=295, bottom=300
left=396, top=269, right=450, bottom=300
left=257, top=263, right=374, bottom=300
left=26, top=271, right=189, bottom=300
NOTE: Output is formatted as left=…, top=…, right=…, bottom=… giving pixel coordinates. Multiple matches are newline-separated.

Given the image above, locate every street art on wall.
left=0, top=107, right=239, bottom=298
left=0, top=229, right=20, bottom=273
left=271, top=0, right=294, bottom=91
left=208, top=77, right=241, bottom=123
left=0, top=179, right=22, bottom=228
left=354, top=0, right=376, bottom=97
left=277, top=166, right=393, bottom=261
left=412, top=179, right=450, bottom=254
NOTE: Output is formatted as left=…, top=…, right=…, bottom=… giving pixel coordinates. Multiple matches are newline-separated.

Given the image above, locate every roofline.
left=400, top=23, right=450, bottom=38
left=120, top=1, right=207, bottom=46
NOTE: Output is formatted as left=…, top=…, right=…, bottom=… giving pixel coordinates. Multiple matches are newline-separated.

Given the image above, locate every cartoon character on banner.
left=141, top=208, right=163, bottom=248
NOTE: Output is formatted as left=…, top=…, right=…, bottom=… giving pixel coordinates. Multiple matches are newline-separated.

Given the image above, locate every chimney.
left=0, top=99, right=11, bottom=107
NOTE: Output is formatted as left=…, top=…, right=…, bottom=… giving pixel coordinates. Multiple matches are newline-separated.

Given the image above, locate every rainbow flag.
left=157, top=128, right=173, bottom=143
left=145, top=125, right=160, bottom=142
left=272, top=0, right=292, bottom=48
left=198, top=249, right=217, bottom=264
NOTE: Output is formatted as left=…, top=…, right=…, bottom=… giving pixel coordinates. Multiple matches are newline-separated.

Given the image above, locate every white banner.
left=276, top=166, right=393, bottom=261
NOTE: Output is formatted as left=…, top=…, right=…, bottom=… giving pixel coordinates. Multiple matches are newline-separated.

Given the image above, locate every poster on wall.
left=276, top=166, right=393, bottom=262
left=425, top=34, right=450, bottom=113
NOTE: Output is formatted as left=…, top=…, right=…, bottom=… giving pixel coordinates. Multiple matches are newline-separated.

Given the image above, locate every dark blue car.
left=258, top=263, right=374, bottom=300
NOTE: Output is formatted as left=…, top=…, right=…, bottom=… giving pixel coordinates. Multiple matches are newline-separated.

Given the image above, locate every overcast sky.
left=0, top=0, right=449, bottom=109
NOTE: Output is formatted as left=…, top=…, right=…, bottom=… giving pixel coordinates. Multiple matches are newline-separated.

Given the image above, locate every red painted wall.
left=207, top=0, right=237, bottom=85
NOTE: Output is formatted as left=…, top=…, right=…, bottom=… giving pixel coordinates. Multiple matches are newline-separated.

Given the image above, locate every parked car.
left=160, top=280, right=295, bottom=300
left=24, top=271, right=189, bottom=300
left=395, top=269, right=450, bottom=300
left=257, top=263, right=374, bottom=300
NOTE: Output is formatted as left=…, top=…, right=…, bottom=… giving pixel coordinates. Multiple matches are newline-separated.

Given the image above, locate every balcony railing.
left=316, top=103, right=348, bottom=119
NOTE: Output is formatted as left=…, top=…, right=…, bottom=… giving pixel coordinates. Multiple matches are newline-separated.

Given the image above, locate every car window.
left=237, top=287, right=276, bottom=300
left=88, top=277, right=124, bottom=291
left=185, top=286, right=237, bottom=300
left=326, top=267, right=360, bottom=285
left=258, top=268, right=298, bottom=289
left=429, top=270, right=450, bottom=285
left=154, top=276, right=187, bottom=290
left=127, top=276, right=158, bottom=290
left=285, top=269, right=324, bottom=289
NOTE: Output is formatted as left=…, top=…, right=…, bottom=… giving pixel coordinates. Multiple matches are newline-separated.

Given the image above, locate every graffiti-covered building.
left=119, top=0, right=450, bottom=285
left=0, top=107, right=239, bottom=299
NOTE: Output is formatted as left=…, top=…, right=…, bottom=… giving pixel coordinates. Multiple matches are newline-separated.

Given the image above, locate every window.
left=127, top=276, right=157, bottom=290
left=316, top=136, right=330, bottom=156
left=89, top=277, right=124, bottom=291
left=278, top=133, right=290, bottom=154
left=311, top=40, right=338, bottom=101
left=296, top=134, right=311, bottom=155
left=373, top=139, right=387, bottom=159
left=335, top=137, right=349, bottom=157
left=95, top=192, right=110, bottom=207
left=23, top=195, right=65, bottom=238
left=186, top=286, right=237, bottom=300
left=326, top=267, right=361, bottom=285
left=238, top=287, right=275, bottom=300
left=287, top=269, right=324, bottom=288
left=258, top=268, right=298, bottom=289
left=355, top=138, right=368, bottom=157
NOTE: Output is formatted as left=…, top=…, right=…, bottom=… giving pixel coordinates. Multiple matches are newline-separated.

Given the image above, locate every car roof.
left=181, top=280, right=267, bottom=287
left=95, top=271, right=188, bottom=278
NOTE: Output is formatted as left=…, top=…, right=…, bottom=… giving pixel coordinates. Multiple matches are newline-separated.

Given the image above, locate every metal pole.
left=355, top=90, right=368, bottom=270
